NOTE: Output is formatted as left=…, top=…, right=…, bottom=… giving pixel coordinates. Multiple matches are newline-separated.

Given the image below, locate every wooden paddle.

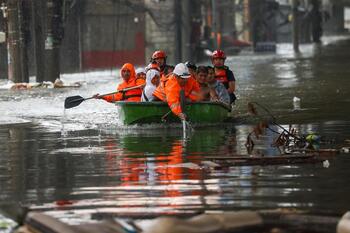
left=64, top=85, right=144, bottom=109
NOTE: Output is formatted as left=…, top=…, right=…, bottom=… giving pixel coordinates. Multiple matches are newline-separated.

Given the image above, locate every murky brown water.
left=1, top=36, right=350, bottom=228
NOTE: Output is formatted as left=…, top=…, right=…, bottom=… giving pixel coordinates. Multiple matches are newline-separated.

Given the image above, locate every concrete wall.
left=323, top=1, right=345, bottom=34
left=144, top=0, right=176, bottom=65
left=60, top=6, right=80, bottom=73
left=0, top=0, right=147, bottom=77
left=81, top=0, right=145, bottom=70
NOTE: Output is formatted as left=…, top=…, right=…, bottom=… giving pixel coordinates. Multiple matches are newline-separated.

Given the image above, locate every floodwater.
left=1, top=36, right=350, bottom=229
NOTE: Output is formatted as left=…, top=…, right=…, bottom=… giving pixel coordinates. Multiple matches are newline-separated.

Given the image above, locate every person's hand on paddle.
left=178, top=112, right=187, bottom=121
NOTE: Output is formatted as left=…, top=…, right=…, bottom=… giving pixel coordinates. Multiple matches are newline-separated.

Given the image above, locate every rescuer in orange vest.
left=147, top=50, right=173, bottom=77
left=211, top=50, right=236, bottom=104
left=93, top=63, right=145, bottom=102
left=153, top=63, right=201, bottom=121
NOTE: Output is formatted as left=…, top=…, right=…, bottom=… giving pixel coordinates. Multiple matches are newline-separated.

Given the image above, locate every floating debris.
left=341, top=147, right=350, bottom=154
left=293, top=96, right=301, bottom=103
left=323, top=160, right=330, bottom=168
left=0, top=214, right=17, bottom=233
left=0, top=79, right=82, bottom=90
left=293, top=96, right=301, bottom=110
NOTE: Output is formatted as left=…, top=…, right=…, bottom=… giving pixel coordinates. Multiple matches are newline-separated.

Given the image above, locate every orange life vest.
left=152, top=74, right=170, bottom=101
left=103, top=63, right=145, bottom=102
left=214, top=67, right=229, bottom=86
left=153, top=74, right=200, bottom=116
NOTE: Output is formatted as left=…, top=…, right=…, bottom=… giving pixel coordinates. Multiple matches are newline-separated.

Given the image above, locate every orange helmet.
left=212, top=50, right=226, bottom=60
left=152, top=50, right=167, bottom=60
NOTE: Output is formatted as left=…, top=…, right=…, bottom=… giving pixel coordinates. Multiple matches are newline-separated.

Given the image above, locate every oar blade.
left=64, top=95, right=85, bottom=109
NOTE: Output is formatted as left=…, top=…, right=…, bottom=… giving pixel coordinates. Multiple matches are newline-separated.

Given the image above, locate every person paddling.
left=93, top=63, right=145, bottom=102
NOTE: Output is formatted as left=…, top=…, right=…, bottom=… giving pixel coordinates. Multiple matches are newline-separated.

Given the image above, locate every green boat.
left=115, top=101, right=231, bottom=125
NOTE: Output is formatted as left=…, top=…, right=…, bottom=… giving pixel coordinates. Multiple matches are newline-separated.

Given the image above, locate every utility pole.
left=45, top=0, right=63, bottom=82
left=211, top=0, right=217, bottom=49
left=18, top=0, right=29, bottom=83
left=182, top=0, right=191, bottom=62
left=7, top=0, right=22, bottom=83
left=31, top=0, right=44, bottom=82
left=1, top=2, right=8, bottom=80
left=77, top=0, right=83, bottom=71
left=292, top=0, right=300, bottom=53
left=243, top=0, right=251, bottom=43
left=174, top=0, right=182, bottom=63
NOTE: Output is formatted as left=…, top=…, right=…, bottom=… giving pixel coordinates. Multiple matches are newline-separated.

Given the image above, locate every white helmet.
left=173, top=63, right=191, bottom=79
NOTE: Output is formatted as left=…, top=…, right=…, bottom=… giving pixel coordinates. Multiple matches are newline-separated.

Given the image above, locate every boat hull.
left=115, top=101, right=231, bottom=125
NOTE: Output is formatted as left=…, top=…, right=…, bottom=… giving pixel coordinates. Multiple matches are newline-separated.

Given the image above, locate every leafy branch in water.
left=245, top=102, right=306, bottom=154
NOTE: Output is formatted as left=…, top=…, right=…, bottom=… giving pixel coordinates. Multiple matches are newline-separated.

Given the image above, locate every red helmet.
left=212, top=50, right=226, bottom=59
left=152, top=50, right=167, bottom=60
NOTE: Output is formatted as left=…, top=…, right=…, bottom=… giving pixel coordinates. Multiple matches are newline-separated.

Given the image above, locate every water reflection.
left=2, top=37, right=350, bottom=228
left=1, top=121, right=350, bottom=225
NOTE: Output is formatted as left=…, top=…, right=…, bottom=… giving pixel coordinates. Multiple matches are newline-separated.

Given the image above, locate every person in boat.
left=93, top=63, right=145, bottom=102
left=148, top=50, right=173, bottom=77
left=167, top=65, right=175, bottom=74
left=141, top=69, right=161, bottom=102
left=185, top=61, right=197, bottom=77
left=135, top=67, right=146, bottom=81
left=153, top=63, right=201, bottom=121
left=207, top=66, right=230, bottom=105
left=211, top=49, right=236, bottom=104
left=196, top=66, right=217, bottom=101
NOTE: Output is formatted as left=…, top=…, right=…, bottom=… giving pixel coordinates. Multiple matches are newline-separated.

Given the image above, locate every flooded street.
left=1, top=36, right=350, bottom=228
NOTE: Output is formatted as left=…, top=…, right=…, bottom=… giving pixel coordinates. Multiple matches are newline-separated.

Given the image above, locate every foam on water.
left=0, top=70, right=126, bottom=131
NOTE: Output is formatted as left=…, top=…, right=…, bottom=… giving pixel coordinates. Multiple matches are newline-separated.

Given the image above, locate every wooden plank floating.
left=15, top=210, right=350, bottom=233
left=203, top=149, right=338, bottom=167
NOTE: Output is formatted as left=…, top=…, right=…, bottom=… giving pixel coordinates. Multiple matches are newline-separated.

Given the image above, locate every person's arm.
left=226, top=69, right=236, bottom=94
left=228, top=81, right=235, bottom=94
left=102, top=84, right=123, bottom=102
left=218, top=82, right=230, bottom=105
left=188, top=78, right=201, bottom=102
left=135, top=78, right=146, bottom=87
left=102, top=92, right=123, bottom=102
left=209, top=87, right=219, bottom=101
left=165, top=81, right=183, bottom=118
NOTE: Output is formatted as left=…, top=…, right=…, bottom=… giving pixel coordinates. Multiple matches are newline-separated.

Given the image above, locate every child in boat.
left=196, top=66, right=215, bottom=101
left=207, top=66, right=230, bottom=105
left=136, top=68, right=146, bottom=81
left=141, top=69, right=160, bottom=102
left=185, top=61, right=197, bottom=77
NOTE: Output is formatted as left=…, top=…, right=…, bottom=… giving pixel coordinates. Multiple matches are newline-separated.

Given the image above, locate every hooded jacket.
left=103, top=63, right=145, bottom=102
left=141, top=69, right=160, bottom=102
